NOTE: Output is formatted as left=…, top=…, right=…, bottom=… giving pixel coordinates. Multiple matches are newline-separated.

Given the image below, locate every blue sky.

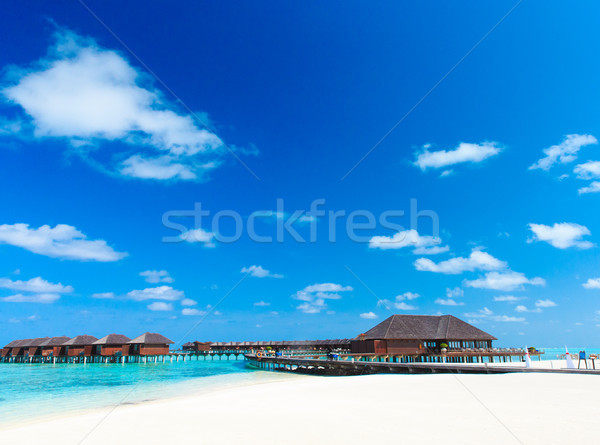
left=1, top=1, right=600, bottom=347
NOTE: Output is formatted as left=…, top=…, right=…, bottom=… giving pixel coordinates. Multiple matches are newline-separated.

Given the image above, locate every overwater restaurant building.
left=351, top=314, right=496, bottom=355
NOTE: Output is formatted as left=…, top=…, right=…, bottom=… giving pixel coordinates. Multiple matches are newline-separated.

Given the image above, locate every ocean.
left=0, top=358, right=288, bottom=427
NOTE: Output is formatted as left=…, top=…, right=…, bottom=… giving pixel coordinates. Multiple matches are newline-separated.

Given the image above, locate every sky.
left=1, top=1, right=600, bottom=348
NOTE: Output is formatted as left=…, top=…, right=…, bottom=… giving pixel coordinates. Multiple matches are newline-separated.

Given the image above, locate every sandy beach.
left=2, top=366, right=599, bottom=445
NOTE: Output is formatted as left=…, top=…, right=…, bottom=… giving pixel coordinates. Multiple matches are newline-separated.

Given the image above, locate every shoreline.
left=2, top=371, right=599, bottom=444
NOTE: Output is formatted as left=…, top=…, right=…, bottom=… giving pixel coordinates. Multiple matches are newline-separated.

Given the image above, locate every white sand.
left=1, top=370, right=599, bottom=445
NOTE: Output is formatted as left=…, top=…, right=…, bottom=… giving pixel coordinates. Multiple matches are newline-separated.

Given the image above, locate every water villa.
left=350, top=314, right=496, bottom=355
left=93, top=334, right=131, bottom=356
left=63, top=335, right=98, bottom=357
left=128, top=332, right=174, bottom=356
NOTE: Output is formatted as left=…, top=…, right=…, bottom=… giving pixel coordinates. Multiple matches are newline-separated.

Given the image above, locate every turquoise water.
left=538, top=347, right=600, bottom=360
left=0, top=358, right=284, bottom=427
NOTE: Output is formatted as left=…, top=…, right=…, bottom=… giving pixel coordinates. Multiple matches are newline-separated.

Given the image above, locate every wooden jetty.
left=244, top=353, right=600, bottom=376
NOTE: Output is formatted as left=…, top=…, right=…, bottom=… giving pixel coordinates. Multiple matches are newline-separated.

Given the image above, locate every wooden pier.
left=244, top=353, right=600, bottom=376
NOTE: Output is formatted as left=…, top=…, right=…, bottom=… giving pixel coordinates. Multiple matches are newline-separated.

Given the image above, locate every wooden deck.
left=245, top=354, right=600, bottom=376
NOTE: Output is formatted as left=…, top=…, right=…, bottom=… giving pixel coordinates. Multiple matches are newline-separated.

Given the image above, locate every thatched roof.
left=62, top=335, right=98, bottom=346
left=40, top=336, right=71, bottom=346
left=21, top=337, right=51, bottom=347
left=4, top=339, right=23, bottom=348
left=128, top=332, right=174, bottom=345
left=93, top=334, right=131, bottom=345
left=359, top=315, right=497, bottom=341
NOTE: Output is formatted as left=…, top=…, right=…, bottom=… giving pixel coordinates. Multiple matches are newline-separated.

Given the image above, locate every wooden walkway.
left=245, top=354, right=600, bottom=376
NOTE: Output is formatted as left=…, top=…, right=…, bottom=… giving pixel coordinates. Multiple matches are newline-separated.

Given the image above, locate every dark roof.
left=93, top=334, right=131, bottom=345
left=40, top=336, right=71, bottom=347
left=128, top=332, right=174, bottom=345
left=22, top=337, right=51, bottom=347
left=182, top=341, right=195, bottom=347
left=4, top=339, right=23, bottom=348
left=13, top=339, right=33, bottom=348
left=359, top=315, right=497, bottom=341
left=63, top=335, right=99, bottom=346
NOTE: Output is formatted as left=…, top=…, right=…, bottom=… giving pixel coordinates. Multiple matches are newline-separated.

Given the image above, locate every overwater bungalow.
left=40, top=336, right=71, bottom=357
left=1, top=339, right=23, bottom=358
left=351, top=314, right=496, bottom=355
left=93, top=334, right=131, bottom=356
left=8, top=339, right=32, bottom=358
left=62, top=335, right=99, bottom=357
left=182, top=341, right=211, bottom=352
left=25, top=337, right=51, bottom=357
left=128, top=332, right=173, bottom=356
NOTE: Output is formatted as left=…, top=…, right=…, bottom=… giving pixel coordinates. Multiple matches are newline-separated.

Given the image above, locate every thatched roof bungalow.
left=39, top=336, right=71, bottom=357
left=63, top=335, right=98, bottom=357
left=351, top=314, right=497, bottom=355
left=93, top=334, right=131, bottom=356
left=24, top=337, right=51, bottom=357
left=1, top=339, right=23, bottom=357
left=128, top=332, right=173, bottom=356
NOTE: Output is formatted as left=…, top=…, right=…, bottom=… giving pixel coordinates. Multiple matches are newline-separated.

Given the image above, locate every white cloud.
left=446, top=287, right=464, bottom=298
left=583, top=278, right=600, bottom=289
left=360, top=312, right=378, bottom=319
left=464, top=271, right=545, bottom=291
left=415, top=249, right=506, bottom=274
left=1, top=293, right=60, bottom=304
left=515, top=305, right=541, bottom=313
left=528, top=223, right=593, bottom=249
left=92, top=292, right=115, bottom=299
left=181, top=298, right=197, bottom=306
left=574, top=161, right=600, bottom=179
left=578, top=181, right=600, bottom=195
left=180, top=228, right=215, bottom=247
left=369, top=229, right=447, bottom=254
left=241, top=265, right=283, bottom=278
left=529, top=134, right=597, bottom=171
left=2, top=29, right=232, bottom=182
left=378, top=292, right=420, bottom=311
left=493, top=295, right=523, bottom=303
left=0, top=223, right=127, bottom=261
left=535, top=299, right=557, bottom=308
left=0, top=276, right=73, bottom=294
left=415, top=142, right=502, bottom=171
left=182, top=308, right=206, bottom=316
left=292, top=283, right=352, bottom=314
left=435, top=298, right=464, bottom=306
left=147, top=302, right=173, bottom=311
left=127, top=285, right=184, bottom=301
left=464, top=307, right=524, bottom=322
left=140, top=270, right=173, bottom=284
left=254, top=301, right=271, bottom=307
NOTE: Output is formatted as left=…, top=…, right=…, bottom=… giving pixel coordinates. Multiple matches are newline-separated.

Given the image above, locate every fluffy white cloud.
left=92, top=292, right=115, bottom=299
left=181, top=298, right=197, bottom=306
left=414, top=250, right=506, bottom=274
left=464, top=307, right=524, bottom=322
left=360, top=312, right=378, bottom=319
left=515, top=305, right=541, bottom=313
left=147, top=302, right=173, bottom=311
left=180, top=228, right=215, bottom=247
left=464, top=271, right=545, bottom=291
left=0, top=223, right=127, bottom=261
left=292, top=283, right=352, bottom=314
left=1, top=30, right=231, bottom=181
left=528, top=223, right=593, bottom=249
left=140, top=270, right=173, bottom=284
left=529, top=134, right=597, bottom=171
left=0, top=276, right=73, bottom=294
left=583, top=278, right=600, bottom=289
left=435, top=298, right=464, bottom=306
left=578, top=181, right=600, bottom=195
left=254, top=301, right=271, bottom=307
left=241, top=265, right=283, bottom=278
left=415, top=142, right=501, bottom=170
left=493, top=295, right=523, bottom=302
left=127, top=285, right=184, bottom=301
left=182, top=308, right=206, bottom=316
left=377, top=292, right=420, bottom=311
left=369, top=229, right=447, bottom=254
left=1, top=293, right=60, bottom=304
left=574, top=161, right=600, bottom=179
left=535, top=299, right=557, bottom=308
